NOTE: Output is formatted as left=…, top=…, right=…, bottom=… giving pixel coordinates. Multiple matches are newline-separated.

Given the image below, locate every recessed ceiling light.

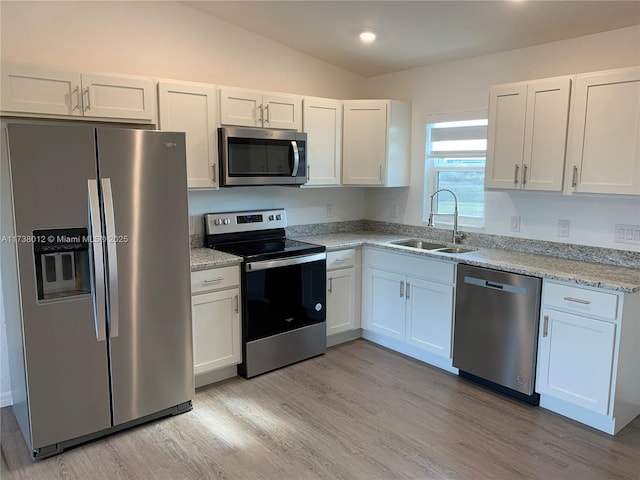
left=359, top=31, right=376, bottom=43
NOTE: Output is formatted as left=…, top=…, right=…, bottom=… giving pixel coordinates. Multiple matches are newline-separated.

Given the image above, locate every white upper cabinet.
left=158, top=81, right=219, bottom=189
left=219, top=87, right=302, bottom=130
left=485, top=76, right=571, bottom=191
left=1, top=63, right=155, bottom=123
left=342, top=99, right=411, bottom=187
left=303, top=97, right=342, bottom=186
left=566, top=66, right=640, bottom=196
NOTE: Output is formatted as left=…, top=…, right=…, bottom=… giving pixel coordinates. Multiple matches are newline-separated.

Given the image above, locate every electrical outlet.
left=326, top=204, right=334, bottom=218
left=615, top=224, right=640, bottom=245
left=510, top=216, right=520, bottom=232
left=558, top=219, right=570, bottom=238
left=390, top=204, right=397, bottom=218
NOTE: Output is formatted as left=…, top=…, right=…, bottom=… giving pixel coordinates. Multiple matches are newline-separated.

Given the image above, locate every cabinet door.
left=191, top=288, right=241, bottom=375
left=522, top=77, right=571, bottom=191
left=303, top=97, right=342, bottom=186
left=80, top=74, right=155, bottom=121
left=1, top=64, right=82, bottom=116
left=568, top=67, right=640, bottom=195
left=263, top=93, right=302, bottom=130
left=536, top=309, right=615, bottom=415
left=485, top=84, right=527, bottom=189
left=219, top=88, right=262, bottom=127
left=405, top=277, right=454, bottom=358
left=364, top=267, right=406, bottom=341
left=342, top=102, right=387, bottom=185
left=326, top=267, right=355, bottom=335
left=158, top=82, right=218, bottom=189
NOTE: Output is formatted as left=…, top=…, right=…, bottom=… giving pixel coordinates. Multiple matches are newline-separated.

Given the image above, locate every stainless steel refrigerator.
left=1, top=123, right=194, bottom=459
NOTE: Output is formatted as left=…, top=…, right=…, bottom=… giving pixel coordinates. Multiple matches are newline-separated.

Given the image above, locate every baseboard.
left=1, top=389, right=12, bottom=407
left=195, top=365, right=238, bottom=388
left=327, top=328, right=362, bottom=347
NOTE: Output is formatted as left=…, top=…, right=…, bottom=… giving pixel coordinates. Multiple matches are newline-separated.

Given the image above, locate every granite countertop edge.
left=190, top=247, right=242, bottom=272
left=294, top=232, right=640, bottom=293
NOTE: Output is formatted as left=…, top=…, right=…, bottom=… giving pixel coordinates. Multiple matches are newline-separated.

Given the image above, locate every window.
left=425, top=117, right=487, bottom=228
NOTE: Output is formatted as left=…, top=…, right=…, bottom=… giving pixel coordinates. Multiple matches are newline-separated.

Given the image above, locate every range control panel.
left=204, top=209, right=287, bottom=235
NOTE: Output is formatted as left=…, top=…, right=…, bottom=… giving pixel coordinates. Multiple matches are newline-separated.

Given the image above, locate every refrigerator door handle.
left=88, top=180, right=107, bottom=342
left=102, top=178, right=119, bottom=338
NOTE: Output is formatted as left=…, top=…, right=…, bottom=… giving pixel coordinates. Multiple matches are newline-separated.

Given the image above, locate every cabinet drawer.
left=543, top=281, right=619, bottom=320
left=191, top=266, right=240, bottom=294
left=365, top=248, right=455, bottom=284
left=327, top=249, right=356, bottom=269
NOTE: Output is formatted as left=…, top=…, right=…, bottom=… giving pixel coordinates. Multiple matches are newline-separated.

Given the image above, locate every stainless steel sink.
left=436, top=247, right=476, bottom=254
left=392, top=239, right=447, bottom=250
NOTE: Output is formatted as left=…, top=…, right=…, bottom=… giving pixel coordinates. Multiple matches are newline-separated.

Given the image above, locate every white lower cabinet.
left=326, top=249, right=361, bottom=344
left=362, top=248, right=456, bottom=372
left=536, top=280, right=640, bottom=434
left=191, top=265, right=241, bottom=386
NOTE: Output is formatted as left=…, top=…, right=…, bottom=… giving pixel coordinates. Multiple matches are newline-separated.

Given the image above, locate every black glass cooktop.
left=213, top=238, right=325, bottom=261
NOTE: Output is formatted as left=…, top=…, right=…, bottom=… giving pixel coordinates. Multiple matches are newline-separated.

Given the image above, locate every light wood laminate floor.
left=2, top=339, right=639, bottom=479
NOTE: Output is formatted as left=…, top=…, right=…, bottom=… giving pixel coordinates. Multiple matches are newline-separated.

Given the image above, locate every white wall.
left=364, top=26, right=640, bottom=251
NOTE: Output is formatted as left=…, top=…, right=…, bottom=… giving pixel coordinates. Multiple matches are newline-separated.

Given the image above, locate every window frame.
left=423, top=111, right=488, bottom=230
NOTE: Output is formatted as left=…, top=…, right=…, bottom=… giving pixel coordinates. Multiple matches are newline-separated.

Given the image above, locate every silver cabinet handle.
left=406, top=282, right=410, bottom=299
left=307, top=165, right=310, bottom=181
left=400, top=280, right=404, bottom=298
left=212, top=163, right=216, bottom=182
left=379, top=165, right=383, bottom=182
left=102, top=178, right=119, bottom=338
left=522, top=164, right=528, bottom=185
left=563, top=296, right=591, bottom=305
left=258, top=104, right=264, bottom=125
left=235, top=294, right=239, bottom=313
left=328, top=277, right=333, bottom=293
left=203, top=277, right=224, bottom=284
left=88, top=180, right=106, bottom=342
left=334, top=258, right=348, bottom=264
left=71, top=85, right=80, bottom=111
left=543, top=315, right=549, bottom=337
left=264, top=104, right=270, bottom=123
left=84, top=86, right=91, bottom=111
left=571, top=166, right=578, bottom=187
left=291, top=140, right=300, bottom=177
left=514, top=164, right=520, bottom=185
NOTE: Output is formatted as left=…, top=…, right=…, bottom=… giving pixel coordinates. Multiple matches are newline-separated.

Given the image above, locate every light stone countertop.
left=294, top=232, right=640, bottom=293
left=190, top=247, right=242, bottom=272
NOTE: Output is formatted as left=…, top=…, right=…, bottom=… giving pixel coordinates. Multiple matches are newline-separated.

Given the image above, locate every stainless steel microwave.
left=218, top=127, right=307, bottom=186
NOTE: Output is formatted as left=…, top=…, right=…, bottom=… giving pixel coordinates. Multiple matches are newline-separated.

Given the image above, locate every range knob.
left=223, top=218, right=231, bottom=225
left=268, top=215, right=275, bottom=221
left=214, top=218, right=222, bottom=226
left=275, top=214, right=282, bottom=221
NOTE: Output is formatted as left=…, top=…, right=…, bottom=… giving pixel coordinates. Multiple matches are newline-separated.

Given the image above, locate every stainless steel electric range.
left=204, top=209, right=326, bottom=378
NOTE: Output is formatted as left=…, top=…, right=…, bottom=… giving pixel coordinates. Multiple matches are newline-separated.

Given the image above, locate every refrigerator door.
left=6, top=124, right=111, bottom=449
left=96, top=128, right=193, bottom=425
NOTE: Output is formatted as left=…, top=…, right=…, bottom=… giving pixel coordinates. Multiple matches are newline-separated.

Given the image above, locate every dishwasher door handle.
left=464, top=275, right=527, bottom=295
left=485, top=281, right=504, bottom=290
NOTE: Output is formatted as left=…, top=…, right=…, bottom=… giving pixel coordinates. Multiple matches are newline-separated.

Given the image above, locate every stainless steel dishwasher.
left=453, top=264, right=542, bottom=404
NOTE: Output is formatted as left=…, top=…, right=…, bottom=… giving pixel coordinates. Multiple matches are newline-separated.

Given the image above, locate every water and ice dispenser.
left=33, top=228, right=91, bottom=302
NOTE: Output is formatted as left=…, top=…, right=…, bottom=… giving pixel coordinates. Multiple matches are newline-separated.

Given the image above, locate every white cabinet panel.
left=158, top=82, right=218, bottom=189
left=192, top=288, right=241, bottom=375
left=568, top=67, right=640, bottom=195
left=263, top=93, right=302, bottom=130
left=303, top=97, right=342, bottom=186
left=405, top=278, right=454, bottom=358
left=537, top=309, right=615, bottom=415
left=220, top=88, right=301, bottom=130
left=81, top=74, right=154, bottom=121
left=366, top=268, right=406, bottom=341
left=326, top=268, right=356, bottom=335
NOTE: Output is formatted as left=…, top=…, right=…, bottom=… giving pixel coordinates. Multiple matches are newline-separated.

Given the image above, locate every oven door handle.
left=245, top=252, right=326, bottom=272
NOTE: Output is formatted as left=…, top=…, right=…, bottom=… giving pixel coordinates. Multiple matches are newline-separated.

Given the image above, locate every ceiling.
left=182, top=1, right=640, bottom=77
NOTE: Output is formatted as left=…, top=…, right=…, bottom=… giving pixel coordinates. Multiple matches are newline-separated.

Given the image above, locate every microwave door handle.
left=291, top=140, right=300, bottom=176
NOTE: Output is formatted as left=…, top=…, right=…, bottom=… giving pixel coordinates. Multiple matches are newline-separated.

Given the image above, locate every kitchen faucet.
left=427, top=188, right=465, bottom=244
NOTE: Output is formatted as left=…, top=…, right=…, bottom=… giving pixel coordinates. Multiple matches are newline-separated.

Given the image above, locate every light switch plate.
left=558, top=219, right=570, bottom=238
left=510, top=216, right=520, bottom=232
left=615, top=224, right=640, bottom=245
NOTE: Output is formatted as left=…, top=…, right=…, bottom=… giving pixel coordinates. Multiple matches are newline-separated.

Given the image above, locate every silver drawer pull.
left=203, top=277, right=224, bottom=284
left=543, top=315, right=549, bottom=337
left=334, top=258, right=348, bottom=263
left=563, top=296, right=591, bottom=305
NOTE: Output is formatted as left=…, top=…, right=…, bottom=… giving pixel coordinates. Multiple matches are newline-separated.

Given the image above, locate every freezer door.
left=6, top=123, right=111, bottom=449
left=96, top=128, right=193, bottom=425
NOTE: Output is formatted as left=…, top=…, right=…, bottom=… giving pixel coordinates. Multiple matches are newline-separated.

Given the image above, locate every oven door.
left=243, top=253, right=326, bottom=342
